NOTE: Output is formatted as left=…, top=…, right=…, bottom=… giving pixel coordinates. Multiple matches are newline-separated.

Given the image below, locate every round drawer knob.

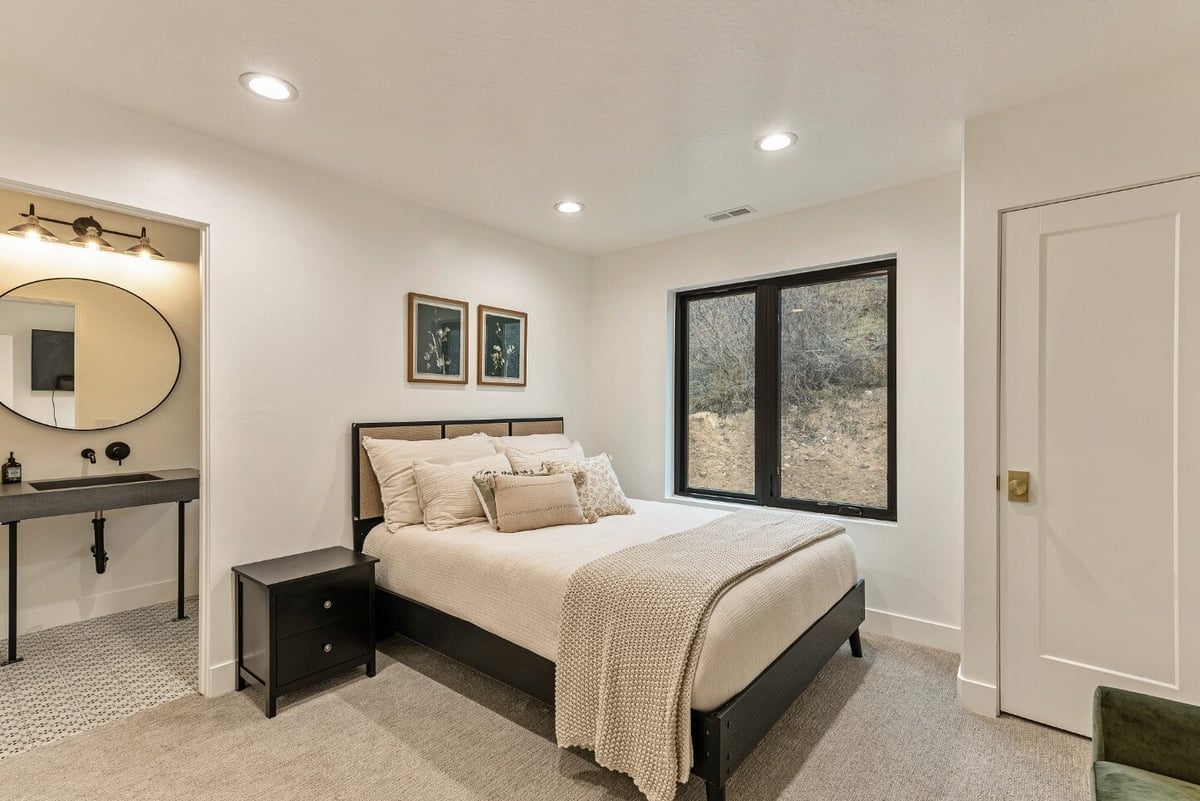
left=323, top=600, right=332, bottom=610
left=322, top=643, right=333, bottom=654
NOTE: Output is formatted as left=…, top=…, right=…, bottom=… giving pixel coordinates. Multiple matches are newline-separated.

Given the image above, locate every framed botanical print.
left=478, top=305, right=527, bottom=386
left=408, top=293, right=468, bottom=384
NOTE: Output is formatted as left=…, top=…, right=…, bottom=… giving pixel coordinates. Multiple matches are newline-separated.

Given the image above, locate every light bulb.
left=239, top=73, right=299, bottom=102
left=755, top=132, right=798, bottom=152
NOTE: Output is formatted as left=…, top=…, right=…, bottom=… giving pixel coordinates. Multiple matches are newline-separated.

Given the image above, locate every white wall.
left=960, top=52, right=1200, bottom=715
left=0, top=72, right=592, bottom=694
left=0, top=189, right=201, bottom=634
left=590, top=173, right=964, bottom=651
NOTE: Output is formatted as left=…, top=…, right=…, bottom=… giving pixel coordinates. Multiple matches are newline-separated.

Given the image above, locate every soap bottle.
left=2, top=452, right=20, bottom=485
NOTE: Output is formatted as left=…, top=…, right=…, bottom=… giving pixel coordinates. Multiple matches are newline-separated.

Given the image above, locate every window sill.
left=663, top=494, right=899, bottom=529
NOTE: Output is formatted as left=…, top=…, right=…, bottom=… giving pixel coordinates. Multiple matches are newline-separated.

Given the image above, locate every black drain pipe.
left=90, top=512, right=108, bottom=574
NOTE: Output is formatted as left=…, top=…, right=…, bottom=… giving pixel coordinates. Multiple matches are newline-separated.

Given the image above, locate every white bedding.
left=363, top=498, right=858, bottom=711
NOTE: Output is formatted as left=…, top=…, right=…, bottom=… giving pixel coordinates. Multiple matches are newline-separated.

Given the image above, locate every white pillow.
left=413, top=453, right=511, bottom=531
left=489, top=433, right=572, bottom=454
left=504, top=441, right=585, bottom=472
left=363, top=434, right=497, bottom=532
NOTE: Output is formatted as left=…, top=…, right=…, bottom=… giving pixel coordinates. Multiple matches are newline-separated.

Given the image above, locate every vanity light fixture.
left=69, top=221, right=114, bottom=252
left=239, top=72, right=299, bottom=102
left=125, top=227, right=165, bottom=260
left=754, top=131, right=798, bottom=152
left=6, top=204, right=58, bottom=242
left=554, top=201, right=585, bottom=214
left=5, top=206, right=169, bottom=259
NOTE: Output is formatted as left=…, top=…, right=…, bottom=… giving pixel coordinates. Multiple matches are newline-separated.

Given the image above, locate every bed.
left=351, top=417, right=865, bottom=801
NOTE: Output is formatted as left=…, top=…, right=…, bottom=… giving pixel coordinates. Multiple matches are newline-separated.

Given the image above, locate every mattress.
left=363, top=498, right=859, bottom=711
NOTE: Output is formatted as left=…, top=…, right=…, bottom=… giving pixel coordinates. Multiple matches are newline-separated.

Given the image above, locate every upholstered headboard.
left=351, top=417, right=565, bottom=550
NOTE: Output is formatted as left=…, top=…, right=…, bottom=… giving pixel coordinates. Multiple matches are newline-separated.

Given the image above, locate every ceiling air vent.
left=705, top=205, right=757, bottom=223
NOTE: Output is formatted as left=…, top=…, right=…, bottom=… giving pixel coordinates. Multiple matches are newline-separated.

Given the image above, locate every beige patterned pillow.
left=544, top=453, right=634, bottom=519
left=473, top=469, right=545, bottom=528
left=474, top=468, right=596, bottom=528
left=412, top=453, right=510, bottom=530
left=493, top=473, right=587, bottom=533
left=504, top=441, right=585, bottom=472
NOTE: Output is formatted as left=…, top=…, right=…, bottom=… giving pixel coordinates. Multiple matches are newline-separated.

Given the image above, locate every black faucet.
left=81, top=448, right=96, bottom=464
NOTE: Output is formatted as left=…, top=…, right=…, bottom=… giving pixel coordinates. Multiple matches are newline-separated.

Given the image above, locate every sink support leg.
left=91, top=514, right=108, bottom=574
left=175, top=501, right=188, bottom=621
left=2, top=521, right=20, bottom=666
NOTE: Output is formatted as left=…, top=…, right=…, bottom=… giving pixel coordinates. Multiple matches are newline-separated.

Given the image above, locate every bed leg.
left=849, top=628, right=863, bottom=658
left=704, top=780, right=726, bottom=801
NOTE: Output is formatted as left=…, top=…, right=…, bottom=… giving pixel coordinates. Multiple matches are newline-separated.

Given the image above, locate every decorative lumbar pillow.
left=363, top=434, right=498, bottom=532
left=474, top=468, right=597, bottom=529
left=544, top=453, right=634, bottom=519
left=504, top=441, right=585, bottom=473
left=412, top=453, right=511, bottom=531
left=489, top=433, right=573, bottom=454
left=472, top=469, right=546, bottom=528
left=492, top=472, right=588, bottom=533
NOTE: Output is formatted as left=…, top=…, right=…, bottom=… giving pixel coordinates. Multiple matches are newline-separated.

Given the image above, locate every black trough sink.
left=30, top=473, right=163, bottom=491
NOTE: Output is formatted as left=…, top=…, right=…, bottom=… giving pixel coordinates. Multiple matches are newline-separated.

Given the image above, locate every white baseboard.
left=206, top=658, right=237, bottom=697
left=12, top=573, right=199, bottom=635
left=862, top=607, right=962, bottom=653
left=956, top=666, right=999, bottom=717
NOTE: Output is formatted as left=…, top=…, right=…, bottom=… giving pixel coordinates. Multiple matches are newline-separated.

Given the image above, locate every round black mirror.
left=0, top=278, right=181, bottom=430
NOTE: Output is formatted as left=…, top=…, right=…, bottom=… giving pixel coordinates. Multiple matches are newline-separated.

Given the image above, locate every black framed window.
left=674, top=258, right=896, bottom=520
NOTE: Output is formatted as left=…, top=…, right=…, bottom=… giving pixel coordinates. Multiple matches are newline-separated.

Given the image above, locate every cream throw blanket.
left=554, top=509, right=844, bottom=801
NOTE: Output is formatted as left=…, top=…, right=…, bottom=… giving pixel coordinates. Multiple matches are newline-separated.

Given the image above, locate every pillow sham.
left=489, top=433, right=572, bottom=454
left=363, top=434, right=497, bottom=532
left=492, top=472, right=587, bottom=533
left=504, top=441, right=585, bottom=473
left=412, top=453, right=511, bottom=531
left=544, top=453, right=634, bottom=519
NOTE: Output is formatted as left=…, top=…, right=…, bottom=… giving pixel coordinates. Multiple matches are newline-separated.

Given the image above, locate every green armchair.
left=1092, top=686, right=1200, bottom=800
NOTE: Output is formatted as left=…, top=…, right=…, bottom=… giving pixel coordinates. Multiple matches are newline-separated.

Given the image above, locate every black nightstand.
left=232, top=546, right=379, bottom=717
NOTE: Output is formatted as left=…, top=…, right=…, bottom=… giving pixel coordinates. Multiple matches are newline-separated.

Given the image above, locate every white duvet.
left=363, top=498, right=858, bottom=711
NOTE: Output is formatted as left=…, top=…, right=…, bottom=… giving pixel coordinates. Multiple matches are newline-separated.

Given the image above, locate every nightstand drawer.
left=277, top=618, right=371, bottom=686
left=276, top=574, right=370, bottom=638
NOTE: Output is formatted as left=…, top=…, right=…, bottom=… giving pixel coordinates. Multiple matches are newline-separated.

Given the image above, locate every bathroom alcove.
left=0, top=179, right=209, bottom=757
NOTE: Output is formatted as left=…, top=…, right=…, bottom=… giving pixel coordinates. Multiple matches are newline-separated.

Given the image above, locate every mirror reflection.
left=0, top=278, right=180, bottom=430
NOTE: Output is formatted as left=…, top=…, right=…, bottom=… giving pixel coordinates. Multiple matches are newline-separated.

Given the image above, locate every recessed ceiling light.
left=755, top=132, right=797, bottom=152
left=239, top=72, right=299, bottom=102
left=555, top=201, right=585, bottom=214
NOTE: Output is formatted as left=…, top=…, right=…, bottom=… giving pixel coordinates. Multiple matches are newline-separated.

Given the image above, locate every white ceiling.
left=4, top=1, right=1199, bottom=255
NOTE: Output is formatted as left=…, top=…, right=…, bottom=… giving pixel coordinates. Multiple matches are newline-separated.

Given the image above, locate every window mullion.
left=753, top=283, right=780, bottom=506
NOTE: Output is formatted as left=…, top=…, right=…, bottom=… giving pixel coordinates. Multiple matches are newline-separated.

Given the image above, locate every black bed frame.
left=352, top=418, right=865, bottom=801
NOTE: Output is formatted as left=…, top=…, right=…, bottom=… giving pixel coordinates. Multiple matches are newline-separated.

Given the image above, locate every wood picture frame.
left=408, top=293, right=469, bottom=384
left=477, top=305, right=527, bottom=387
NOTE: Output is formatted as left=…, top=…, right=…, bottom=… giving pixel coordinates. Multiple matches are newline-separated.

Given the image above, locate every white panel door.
left=1000, top=178, right=1200, bottom=735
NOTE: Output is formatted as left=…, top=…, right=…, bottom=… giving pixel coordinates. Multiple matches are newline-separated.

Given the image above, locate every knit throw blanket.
left=554, top=509, right=844, bottom=801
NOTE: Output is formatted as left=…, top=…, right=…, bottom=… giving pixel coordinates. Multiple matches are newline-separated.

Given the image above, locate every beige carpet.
left=0, top=633, right=1089, bottom=800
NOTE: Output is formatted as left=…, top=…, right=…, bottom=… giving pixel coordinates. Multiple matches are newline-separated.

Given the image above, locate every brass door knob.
left=1008, top=470, right=1031, bottom=502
